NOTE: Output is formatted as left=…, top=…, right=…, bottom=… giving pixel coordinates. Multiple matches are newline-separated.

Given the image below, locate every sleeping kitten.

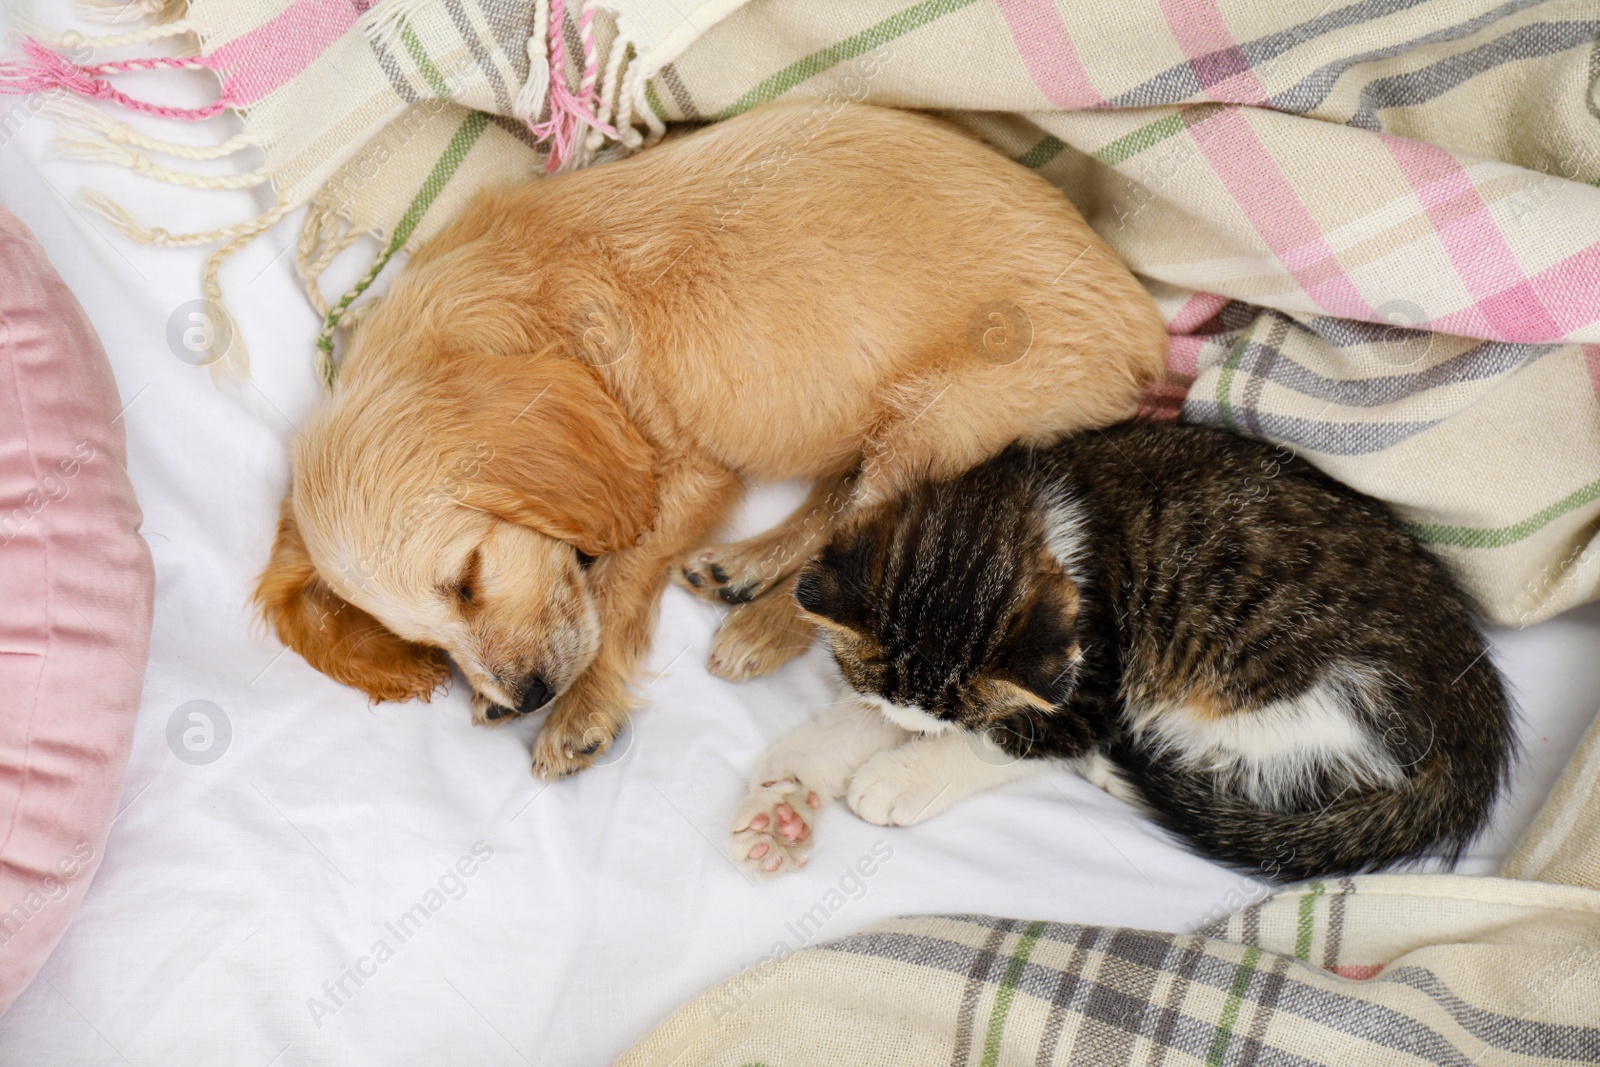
left=730, top=422, right=1514, bottom=882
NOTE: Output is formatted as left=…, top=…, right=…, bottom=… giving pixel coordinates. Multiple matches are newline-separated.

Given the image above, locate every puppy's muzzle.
left=486, top=675, right=553, bottom=720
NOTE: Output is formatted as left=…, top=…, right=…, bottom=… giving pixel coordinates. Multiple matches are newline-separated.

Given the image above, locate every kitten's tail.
left=1120, top=742, right=1509, bottom=884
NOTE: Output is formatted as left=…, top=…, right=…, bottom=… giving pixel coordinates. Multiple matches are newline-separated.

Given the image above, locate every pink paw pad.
left=729, top=778, right=818, bottom=876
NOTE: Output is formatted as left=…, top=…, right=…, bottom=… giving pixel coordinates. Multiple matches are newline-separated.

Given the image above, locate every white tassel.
left=9, top=7, right=193, bottom=48
left=577, top=0, right=603, bottom=98
left=612, top=62, right=644, bottom=150
left=54, top=136, right=269, bottom=188
left=77, top=0, right=185, bottom=24
left=80, top=188, right=260, bottom=246
left=511, top=0, right=551, bottom=126
left=357, top=0, right=434, bottom=49
left=41, top=96, right=265, bottom=160
left=196, top=199, right=295, bottom=378
left=586, top=26, right=630, bottom=154
left=631, top=66, right=666, bottom=146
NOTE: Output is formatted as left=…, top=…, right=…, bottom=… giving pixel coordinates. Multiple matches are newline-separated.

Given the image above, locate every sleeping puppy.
left=254, top=100, right=1167, bottom=779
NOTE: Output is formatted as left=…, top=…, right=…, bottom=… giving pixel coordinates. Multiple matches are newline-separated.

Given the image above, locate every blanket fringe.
left=357, top=0, right=437, bottom=46
left=55, top=136, right=268, bottom=187
left=296, top=196, right=373, bottom=385
left=528, top=0, right=618, bottom=172
left=199, top=201, right=294, bottom=378
left=625, top=57, right=667, bottom=147
left=511, top=0, right=551, bottom=127
left=0, top=37, right=229, bottom=121
left=589, top=35, right=635, bottom=152
left=311, top=237, right=394, bottom=387
left=77, top=0, right=187, bottom=24
left=295, top=200, right=360, bottom=321
left=41, top=95, right=264, bottom=160
left=12, top=11, right=195, bottom=51
left=81, top=188, right=265, bottom=246
left=3, top=0, right=659, bottom=383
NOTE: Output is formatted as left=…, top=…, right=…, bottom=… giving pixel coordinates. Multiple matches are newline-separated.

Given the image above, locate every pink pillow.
left=0, top=208, right=152, bottom=1013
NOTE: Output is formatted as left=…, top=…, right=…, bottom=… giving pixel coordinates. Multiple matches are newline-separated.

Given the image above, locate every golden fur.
left=255, top=101, right=1167, bottom=778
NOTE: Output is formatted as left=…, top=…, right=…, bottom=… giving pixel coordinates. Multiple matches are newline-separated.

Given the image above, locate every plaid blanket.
left=622, top=709, right=1600, bottom=1066
left=2, top=0, right=1597, bottom=627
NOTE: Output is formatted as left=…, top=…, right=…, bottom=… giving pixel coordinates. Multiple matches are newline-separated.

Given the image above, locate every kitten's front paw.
left=847, top=749, right=954, bottom=827
left=730, top=777, right=820, bottom=874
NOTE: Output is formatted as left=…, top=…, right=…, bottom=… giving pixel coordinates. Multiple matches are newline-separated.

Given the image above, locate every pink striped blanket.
left=1, top=0, right=1597, bottom=625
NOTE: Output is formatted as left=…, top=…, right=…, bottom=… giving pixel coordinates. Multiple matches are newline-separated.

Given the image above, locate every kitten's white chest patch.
left=857, top=692, right=954, bottom=735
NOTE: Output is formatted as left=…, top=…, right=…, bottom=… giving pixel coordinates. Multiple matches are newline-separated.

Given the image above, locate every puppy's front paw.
left=530, top=697, right=624, bottom=780
left=708, top=594, right=816, bottom=682
left=730, top=777, right=820, bottom=875
left=847, top=749, right=953, bottom=827
left=674, top=539, right=786, bottom=605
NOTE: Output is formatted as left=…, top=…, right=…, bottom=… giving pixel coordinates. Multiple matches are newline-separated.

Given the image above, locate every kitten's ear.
left=996, top=550, right=1083, bottom=704
left=1032, top=551, right=1081, bottom=619
left=794, top=545, right=870, bottom=635
left=973, top=676, right=1058, bottom=715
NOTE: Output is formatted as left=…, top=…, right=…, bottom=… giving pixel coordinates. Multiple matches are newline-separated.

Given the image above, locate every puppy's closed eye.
left=450, top=548, right=484, bottom=609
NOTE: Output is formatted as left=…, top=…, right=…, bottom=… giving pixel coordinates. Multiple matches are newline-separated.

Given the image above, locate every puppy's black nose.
left=518, top=676, right=552, bottom=716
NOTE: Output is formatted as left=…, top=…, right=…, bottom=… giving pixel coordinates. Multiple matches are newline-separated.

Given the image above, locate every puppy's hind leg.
left=849, top=334, right=1150, bottom=508
left=676, top=470, right=853, bottom=605
left=732, top=701, right=908, bottom=874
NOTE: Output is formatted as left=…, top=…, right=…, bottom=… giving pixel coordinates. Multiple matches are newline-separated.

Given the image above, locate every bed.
left=3, top=14, right=1600, bottom=1067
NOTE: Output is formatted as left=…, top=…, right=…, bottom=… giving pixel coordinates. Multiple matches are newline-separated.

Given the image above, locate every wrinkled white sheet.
left=1, top=51, right=1597, bottom=1066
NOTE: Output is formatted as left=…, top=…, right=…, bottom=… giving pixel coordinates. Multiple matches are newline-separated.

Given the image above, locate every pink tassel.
left=528, top=0, right=616, bottom=173
left=0, top=38, right=230, bottom=122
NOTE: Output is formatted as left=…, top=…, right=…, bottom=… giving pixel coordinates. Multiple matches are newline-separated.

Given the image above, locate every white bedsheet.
left=2, top=66, right=1598, bottom=1067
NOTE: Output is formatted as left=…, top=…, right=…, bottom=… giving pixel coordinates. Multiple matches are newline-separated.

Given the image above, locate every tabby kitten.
left=729, top=422, right=1513, bottom=882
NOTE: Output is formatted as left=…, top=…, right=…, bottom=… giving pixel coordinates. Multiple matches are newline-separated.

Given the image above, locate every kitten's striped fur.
left=792, top=421, right=1515, bottom=882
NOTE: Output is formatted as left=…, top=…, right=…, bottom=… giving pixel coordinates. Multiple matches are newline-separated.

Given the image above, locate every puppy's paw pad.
left=730, top=778, right=820, bottom=875
left=847, top=761, right=946, bottom=827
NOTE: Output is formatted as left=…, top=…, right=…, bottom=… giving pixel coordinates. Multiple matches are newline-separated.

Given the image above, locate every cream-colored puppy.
left=255, top=100, right=1166, bottom=779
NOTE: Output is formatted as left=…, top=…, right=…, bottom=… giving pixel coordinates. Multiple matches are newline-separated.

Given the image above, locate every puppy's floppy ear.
left=253, top=496, right=450, bottom=702
left=459, top=354, right=658, bottom=556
